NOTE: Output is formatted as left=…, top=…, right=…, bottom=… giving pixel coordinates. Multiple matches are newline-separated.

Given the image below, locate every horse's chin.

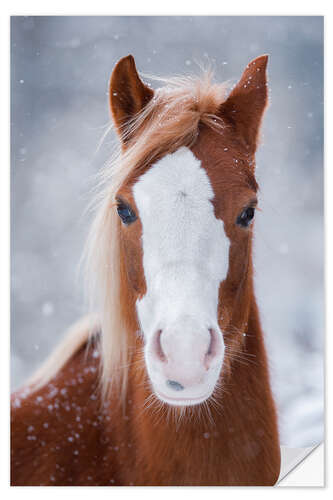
left=154, top=391, right=212, bottom=407
left=146, top=361, right=223, bottom=408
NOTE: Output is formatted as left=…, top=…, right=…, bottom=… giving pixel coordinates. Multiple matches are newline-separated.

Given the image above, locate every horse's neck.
left=123, top=295, right=278, bottom=483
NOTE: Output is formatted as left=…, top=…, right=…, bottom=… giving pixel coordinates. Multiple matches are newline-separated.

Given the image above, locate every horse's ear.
left=219, top=55, right=269, bottom=153
left=109, top=55, right=154, bottom=144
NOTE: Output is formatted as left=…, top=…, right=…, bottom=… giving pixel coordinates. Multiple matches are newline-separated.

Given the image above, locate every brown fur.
left=11, top=55, right=280, bottom=486
left=110, top=55, right=154, bottom=145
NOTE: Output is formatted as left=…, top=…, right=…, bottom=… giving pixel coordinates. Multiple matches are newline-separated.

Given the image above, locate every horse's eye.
left=236, top=206, right=255, bottom=227
left=116, top=200, right=137, bottom=225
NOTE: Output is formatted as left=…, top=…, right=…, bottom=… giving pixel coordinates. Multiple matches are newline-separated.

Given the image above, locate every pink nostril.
left=152, top=329, right=167, bottom=363
left=204, top=328, right=220, bottom=369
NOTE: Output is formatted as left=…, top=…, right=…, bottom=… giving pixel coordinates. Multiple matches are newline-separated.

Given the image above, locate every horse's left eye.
left=236, top=206, right=255, bottom=227
left=116, top=200, right=137, bottom=225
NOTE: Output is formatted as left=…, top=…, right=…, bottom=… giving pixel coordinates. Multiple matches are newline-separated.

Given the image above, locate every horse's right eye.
left=116, top=200, right=137, bottom=225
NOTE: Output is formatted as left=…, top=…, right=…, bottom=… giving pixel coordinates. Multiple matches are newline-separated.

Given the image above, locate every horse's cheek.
left=122, top=237, right=146, bottom=297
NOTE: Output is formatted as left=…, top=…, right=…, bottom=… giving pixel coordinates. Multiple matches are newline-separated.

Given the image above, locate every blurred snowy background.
left=11, top=16, right=324, bottom=447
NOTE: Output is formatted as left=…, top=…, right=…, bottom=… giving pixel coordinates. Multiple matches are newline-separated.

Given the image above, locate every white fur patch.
left=133, top=147, right=230, bottom=403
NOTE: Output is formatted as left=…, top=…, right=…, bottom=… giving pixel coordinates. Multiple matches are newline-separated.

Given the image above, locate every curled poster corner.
left=277, top=443, right=324, bottom=486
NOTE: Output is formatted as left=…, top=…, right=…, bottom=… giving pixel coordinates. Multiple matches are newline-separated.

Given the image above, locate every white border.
left=2, top=2, right=330, bottom=497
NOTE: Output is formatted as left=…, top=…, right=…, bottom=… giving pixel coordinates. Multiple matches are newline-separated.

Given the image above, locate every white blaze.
left=133, top=147, right=230, bottom=402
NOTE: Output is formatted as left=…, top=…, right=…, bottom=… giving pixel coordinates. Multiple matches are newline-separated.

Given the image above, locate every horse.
left=11, top=54, right=281, bottom=486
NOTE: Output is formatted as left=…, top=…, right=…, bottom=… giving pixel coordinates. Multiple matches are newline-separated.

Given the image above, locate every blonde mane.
left=28, top=70, right=230, bottom=401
